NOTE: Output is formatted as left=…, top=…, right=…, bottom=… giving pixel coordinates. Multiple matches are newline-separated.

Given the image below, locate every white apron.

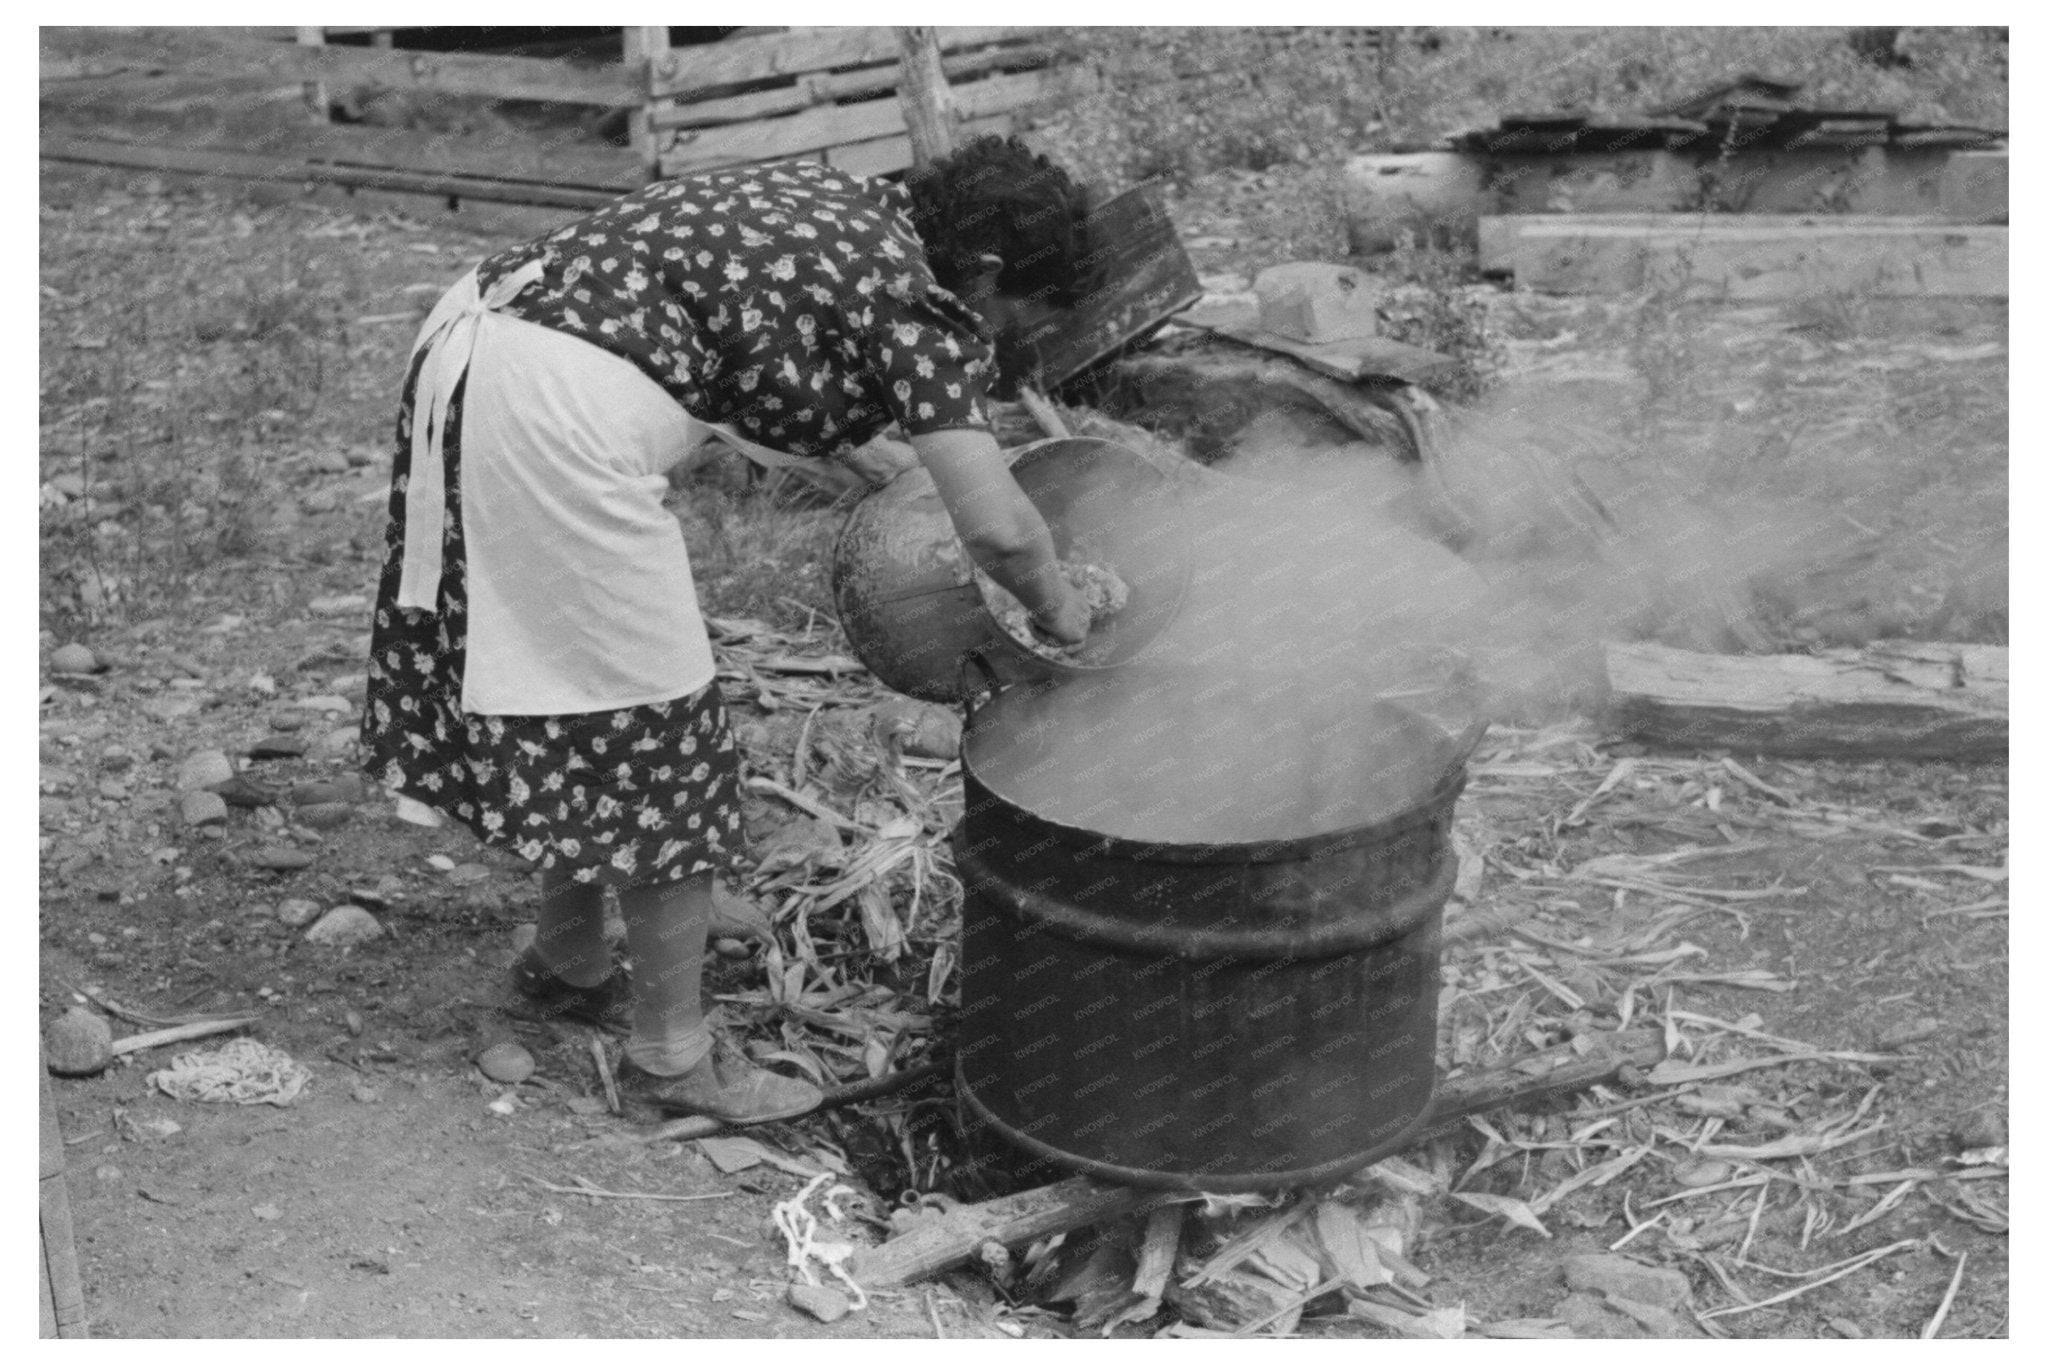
left=399, top=266, right=720, bottom=717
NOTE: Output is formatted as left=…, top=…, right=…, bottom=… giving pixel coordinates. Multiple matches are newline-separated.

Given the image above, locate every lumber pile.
left=1500, top=216, right=2007, bottom=299
left=1604, top=640, right=2007, bottom=760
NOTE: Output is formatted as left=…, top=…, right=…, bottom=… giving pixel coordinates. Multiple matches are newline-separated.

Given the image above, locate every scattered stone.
left=98, top=780, right=131, bottom=801
left=304, top=905, right=382, bottom=946
left=215, top=775, right=282, bottom=809
left=94, top=1164, right=123, bottom=1183
left=246, top=846, right=317, bottom=872
left=308, top=594, right=369, bottom=618
left=268, top=712, right=307, bottom=732
left=1878, top=1017, right=1940, bottom=1049
left=300, top=490, right=342, bottom=515
left=308, top=449, right=353, bottom=475
left=142, top=694, right=203, bottom=722
left=292, top=775, right=367, bottom=806
left=252, top=1203, right=282, bottom=1221
left=45, top=1006, right=114, bottom=1076
left=476, top=1042, right=536, bottom=1084
left=509, top=924, right=538, bottom=956
left=295, top=802, right=352, bottom=830
left=177, top=749, right=235, bottom=792
left=345, top=443, right=379, bottom=468
left=713, top=937, right=751, bottom=959
left=1562, top=1254, right=1691, bottom=1310
left=447, top=863, right=491, bottom=887
left=294, top=695, right=355, bottom=717
left=276, top=898, right=323, bottom=928
left=351, top=1082, right=383, bottom=1104
left=180, top=790, right=230, bottom=827
left=246, top=735, right=311, bottom=760
left=119, top=1114, right=183, bottom=1143
left=787, top=1282, right=853, bottom=1323
left=51, top=643, right=100, bottom=675
left=311, top=727, right=359, bottom=759
left=100, top=745, right=135, bottom=772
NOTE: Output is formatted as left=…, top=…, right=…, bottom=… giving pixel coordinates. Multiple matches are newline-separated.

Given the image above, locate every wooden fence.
left=277, top=26, right=1063, bottom=184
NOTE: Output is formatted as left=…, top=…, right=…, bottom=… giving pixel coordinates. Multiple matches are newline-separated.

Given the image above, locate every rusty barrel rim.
left=957, top=1062, right=1440, bottom=1193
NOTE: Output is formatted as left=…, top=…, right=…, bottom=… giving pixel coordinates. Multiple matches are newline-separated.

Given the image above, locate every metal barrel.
left=954, top=692, right=1463, bottom=1191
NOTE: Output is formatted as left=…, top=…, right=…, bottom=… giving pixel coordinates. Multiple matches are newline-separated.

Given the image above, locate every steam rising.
left=970, top=386, right=1877, bottom=845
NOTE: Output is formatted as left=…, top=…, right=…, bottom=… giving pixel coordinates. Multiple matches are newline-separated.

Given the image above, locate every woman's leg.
left=616, top=868, right=821, bottom=1122
left=616, top=870, right=715, bottom=1076
left=533, top=863, right=611, bottom=989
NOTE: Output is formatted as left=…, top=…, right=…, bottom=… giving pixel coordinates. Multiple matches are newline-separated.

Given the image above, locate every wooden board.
left=1512, top=221, right=2008, bottom=299
left=1477, top=212, right=1965, bottom=274
left=846, top=1176, right=1184, bottom=1289
left=271, top=40, right=639, bottom=107
left=657, top=69, right=1049, bottom=177
left=649, top=25, right=1048, bottom=100
left=1604, top=640, right=2007, bottom=760
left=1939, top=149, right=2009, bottom=223
left=652, top=43, right=1054, bottom=132
left=40, top=134, right=626, bottom=211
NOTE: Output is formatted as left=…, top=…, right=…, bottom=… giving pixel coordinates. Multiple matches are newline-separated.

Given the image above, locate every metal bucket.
left=830, top=437, right=1188, bottom=703
left=953, top=686, right=1470, bottom=1191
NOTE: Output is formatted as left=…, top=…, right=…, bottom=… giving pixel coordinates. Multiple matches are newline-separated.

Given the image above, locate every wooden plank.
left=1604, top=641, right=2007, bottom=760
left=659, top=72, right=1046, bottom=176
left=40, top=1065, right=88, bottom=1338
left=846, top=1176, right=1186, bottom=1289
left=39, top=134, right=626, bottom=211
left=1939, top=149, right=2008, bottom=223
left=1511, top=221, right=2008, bottom=299
left=272, top=41, right=639, bottom=107
left=294, top=25, right=329, bottom=124
left=1479, top=212, right=1972, bottom=274
left=650, top=24, right=1048, bottom=99
left=623, top=25, right=671, bottom=182
left=651, top=43, right=1053, bottom=132
left=895, top=27, right=958, bottom=166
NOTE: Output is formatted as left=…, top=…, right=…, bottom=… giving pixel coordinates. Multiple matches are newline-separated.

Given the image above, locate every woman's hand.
left=1029, top=576, right=1092, bottom=645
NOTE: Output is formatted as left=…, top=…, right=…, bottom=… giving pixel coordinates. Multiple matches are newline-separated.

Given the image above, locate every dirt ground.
left=39, top=69, right=2006, bottom=1341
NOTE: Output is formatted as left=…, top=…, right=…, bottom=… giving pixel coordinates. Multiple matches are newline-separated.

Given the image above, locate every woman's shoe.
left=620, top=1042, right=823, bottom=1124
left=505, top=946, right=633, bottom=1034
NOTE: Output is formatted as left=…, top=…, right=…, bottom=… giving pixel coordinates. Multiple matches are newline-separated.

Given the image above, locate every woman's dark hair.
left=903, top=134, right=1092, bottom=306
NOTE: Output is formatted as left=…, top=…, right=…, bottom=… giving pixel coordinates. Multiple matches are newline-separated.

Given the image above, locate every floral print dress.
left=361, top=162, right=998, bottom=887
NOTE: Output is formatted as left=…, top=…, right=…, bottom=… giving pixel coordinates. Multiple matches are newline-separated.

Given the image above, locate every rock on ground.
left=304, top=905, right=383, bottom=947
left=45, top=1006, right=114, bottom=1076
left=180, top=790, right=229, bottom=826
left=51, top=642, right=100, bottom=675
left=475, top=1042, right=535, bottom=1084
left=787, top=1282, right=852, bottom=1323
left=276, top=898, right=323, bottom=928
left=177, top=749, right=235, bottom=792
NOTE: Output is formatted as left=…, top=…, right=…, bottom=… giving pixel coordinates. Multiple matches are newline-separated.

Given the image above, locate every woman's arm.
left=910, top=428, right=1090, bottom=644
